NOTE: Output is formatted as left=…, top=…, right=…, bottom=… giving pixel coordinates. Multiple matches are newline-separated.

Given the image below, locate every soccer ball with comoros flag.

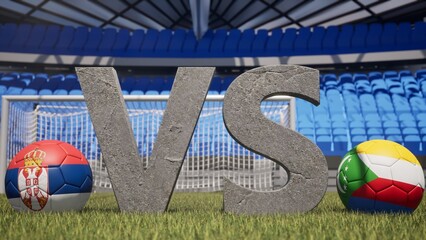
left=337, top=139, right=424, bottom=213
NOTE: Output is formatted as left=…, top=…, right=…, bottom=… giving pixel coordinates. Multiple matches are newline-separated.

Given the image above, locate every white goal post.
left=0, top=95, right=295, bottom=193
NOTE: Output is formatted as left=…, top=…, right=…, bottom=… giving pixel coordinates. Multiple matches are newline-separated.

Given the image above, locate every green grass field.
left=0, top=192, right=425, bottom=240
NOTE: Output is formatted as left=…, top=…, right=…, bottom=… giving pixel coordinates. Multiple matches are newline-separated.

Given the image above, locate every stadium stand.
left=0, top=22, right=426, bottom=57
left=1, top=69, right=425, bottom=157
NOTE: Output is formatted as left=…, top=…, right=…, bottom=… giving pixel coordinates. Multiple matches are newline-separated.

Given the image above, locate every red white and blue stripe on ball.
left=4, top=140, right=92, bottom=211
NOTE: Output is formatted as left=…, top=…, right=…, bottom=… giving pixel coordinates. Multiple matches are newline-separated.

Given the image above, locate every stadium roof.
left=1, top=0, right=425, bottom=36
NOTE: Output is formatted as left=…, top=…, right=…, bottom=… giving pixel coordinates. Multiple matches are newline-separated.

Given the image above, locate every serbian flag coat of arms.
left=5, top=140, right=92, bottom=212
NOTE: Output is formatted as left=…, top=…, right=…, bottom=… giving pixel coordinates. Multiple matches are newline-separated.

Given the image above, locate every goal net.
left=0, top=95, right=294, bottom=192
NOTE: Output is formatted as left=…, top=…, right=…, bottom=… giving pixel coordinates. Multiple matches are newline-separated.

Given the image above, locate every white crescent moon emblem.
left=337, top=155, right=351, bottom=194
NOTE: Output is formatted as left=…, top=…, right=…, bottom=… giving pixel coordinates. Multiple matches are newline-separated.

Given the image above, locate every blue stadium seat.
left=127, top=30, right=145, bottom=56
left=209, top=77, right=222, bottom=94
left=322, top=26, right=338, bottom=53
left=141, top=29, right=159, bottom=57
left=383, top=120, right=399, bottom=128
left=182, top=30, right=197, bottom=57
left=210, top=29, right=227, bottom=56
left=385, top=127, right=402, bottom=136
left=24, top=25, right=47, bottom=52
left=238, top=29, right=255, bottom=56
left=317, top=136, right=332, bottom=155
left=416, top=113, right=426, bottom=122
left=168, top=29, right=186, bottom=56
left=415, top=69, right=426, bottom=79
left=55, top=26, right=75, bottom=54
left=386, top=78, right=404, bottom=95
left=280, top=28, right=297, bottom=54
left=98, top=28, right=117, bottom=55
left=294, top=27, right=311, bottom=55
left=396, top=22, right=411, bottom=50
left=366, top=121, right=381, bottom=129
left=39, top=74, right=63, bottom=95
left=366, top=23, right=382, bottom=51
left=404, top=84, right=422, bottom=98
left=332, top=120, right=347, bottom=129
left=315, top=115, right=331, bottom=128
left=53, top=79, right=74, bottom=95
left=398, top=112, right=415, bottom=122
left=130, top=77, right=150, bottom=95
left=24, top=76, right=47, bottom=93
left=338, top=73, right=352, bottom=85
left=421, top=129, right=426, bottom=138
left=399, top=70, right=412, bottom=77
left=371, top=79, right=387, bottom=95
left=39, top=25, right=60, bottom=53
left=155, top=29, right=172, bottom=55
left=351, top=24, right=368, bottom=52
left=337, top=25, right=353, bottom=52
left=160, top=76, right=174, bottom=95
left=334, top=135, right=348, bottom=156
left=342, top=84, right=356, bottom=95
left=412, top=21, right=426, bottom=49
left=84, top=27, right=102, bottom=54
left=344, top=94, right=361, bottom=113
left=9, top=24, right=32, bottom=52
left=375, top=94, right=394, bottom=113
left=223, top=29, right=241, bottom=57
left=353, top=73, right=368, bottom=82
left=0, top=23, right=17, bottom=50
left=367, top=128, right=384, bottom=136
left=381, top=23, right=397, bottom=51
left=351, top=128, right=366, bottom=136
left=386, top=135, right=403, bottom=144
left=359, top=94, right=377, bottom=113
left=220, top=76, right=234, bottom=94
left=364, top=113, right=380, bottom=122
left=69, top=89, right=82, bottom=95
left=384, top=71, right=398, bottom=78
left=112, top=29, right=130, bottom=55
left=355, top=79, right=372, bottom=95
left=20, top=72, right=34, bottom=85
left=316, top=128, right=331, bottom=136
left=392, top=94, right=411, bottom=112
left=68, top=26, right=89, bottom=53
left=333, top=127, right=347, bottom=136
left=265, top=28, right=283, bottom=55
left=147, top=77, right=164, bottom=94
left=308, top=26, right=325, bottom=54
left=252, top=29, right=268, bottom=56
left=368, top=71, right=383, bottom=81
left=401, top=75, right=417, bottom=85
left=299, top=128, right=314, bottom=136
left=381, top=112, right=397, bottom=121
left=410, top=97, right=426, bottom=112
left=196, top=29, right=214, bottom=56
left=402, top=127, right=419, bottom=137
left=121, top=77, right=136, bottom=95
left=399, top=120, right=417, bottom=128
left=327, top=95, right=344, bottom=114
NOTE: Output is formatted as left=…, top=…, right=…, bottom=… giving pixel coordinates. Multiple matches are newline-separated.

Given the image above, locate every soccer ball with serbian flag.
left=4, top=140, right=92, bottom=211
left=337, top=140, right=424, bottom=213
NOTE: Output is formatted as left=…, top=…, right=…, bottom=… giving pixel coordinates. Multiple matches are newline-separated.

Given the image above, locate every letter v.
left=76, top=67, right=215, bottom=212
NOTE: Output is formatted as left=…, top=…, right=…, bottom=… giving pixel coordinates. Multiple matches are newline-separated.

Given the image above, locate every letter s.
left=222, top=65, right=328, bottom=214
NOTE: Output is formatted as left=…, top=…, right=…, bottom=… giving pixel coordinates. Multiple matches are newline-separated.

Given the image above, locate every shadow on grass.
left=82, top=207, right=120, bottom=213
